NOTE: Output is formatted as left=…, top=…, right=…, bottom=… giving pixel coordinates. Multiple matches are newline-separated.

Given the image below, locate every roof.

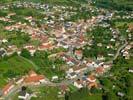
left=19, top=91, right=26, bottom=96
left=75, top=50, right=82, bottom=55
left=88, top=75, right=96, bottom=82
left=0, top=50, right=6, bottom=56
left=60, top=85, right=68, bottom=91
left=24, top=75, right=45, bottom=83
left=2, top=82, right=13, bottom=93
left=128, top=23, right=133, bottom=32
left=38, top=43, right=52, bottom=49
left=25, top=70, right=45, bottom=83
left=96, top=66, right=104, bottom=74
left=29, top=70, right=37, bottom=76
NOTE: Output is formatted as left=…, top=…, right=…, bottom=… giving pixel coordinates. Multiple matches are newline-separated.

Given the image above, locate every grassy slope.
left=0, top=56, right=33, bottom=72
left=12, top=86, right=64, bottom=100
left=0, top=0, right=87, bottom=5
left=0, top=55, right=35, bottom=88
left=94, top=0, right=133, bottom=11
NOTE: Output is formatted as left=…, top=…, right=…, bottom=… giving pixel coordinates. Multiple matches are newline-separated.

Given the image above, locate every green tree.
left=20, top=49, right=31, bottom=59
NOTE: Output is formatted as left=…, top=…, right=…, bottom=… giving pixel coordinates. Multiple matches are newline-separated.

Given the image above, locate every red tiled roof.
left=29, top=70, right=37, bottom=76
left=39, top=44, right=52, bottom=49
left=88, top=75, right=96, bottom=81
left=2, top=82, right=13, bottom=94
left=24, top=75, right=45, bottom=83
left=60, top=85, right=68, bottom=91
left=75, top=50, right=82, bottom=55
left=96, top=67, right=104, bottom=74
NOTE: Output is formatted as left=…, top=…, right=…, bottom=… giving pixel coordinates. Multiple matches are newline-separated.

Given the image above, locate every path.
left=19, top=55, right=39, bottom=70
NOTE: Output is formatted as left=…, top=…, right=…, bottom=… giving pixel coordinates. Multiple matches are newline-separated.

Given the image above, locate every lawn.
left=115, top=22, right=133, bottom=28
left=94, top=0, right=133, bottom=11
left=0, top=55, right=35, bottom=88
left=12, top=86, right=64, bottom=100
left=0, top=55, right=34, bottom=72
left=68, top=88, right=102, bottom=100
left=12, top=86, right=103, bottom=100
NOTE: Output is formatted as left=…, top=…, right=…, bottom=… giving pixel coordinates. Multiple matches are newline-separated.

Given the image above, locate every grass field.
left=68, top=88, right=102, bottom=100
left=94, top=0, right=133, bottom=11
left=0, top=55, right=35, bottom=88
left=0, top=56, right=34, bottom=72
left=12, top=86, right=64, bottom=100
left=115, top=22, right=133, bottom=28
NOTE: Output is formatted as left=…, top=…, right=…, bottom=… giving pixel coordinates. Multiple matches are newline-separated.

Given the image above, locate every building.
left=0, top=48, right=6, bottom=57
left=96, top=66, right=105, bottom=75
left=75, top=50, right=83, bottom=60
left=2, top=82, right=14, bottom=95
left=87, top=75, right=97, bottom=89
left=74, top=79, right=83, bottom=89
left=24, top=70, right=46, bottom=85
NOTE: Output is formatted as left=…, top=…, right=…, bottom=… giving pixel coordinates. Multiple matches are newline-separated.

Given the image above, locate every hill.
left=93, top=0, right=133, bottom=11
left=0, top=0, right=87, bottom=6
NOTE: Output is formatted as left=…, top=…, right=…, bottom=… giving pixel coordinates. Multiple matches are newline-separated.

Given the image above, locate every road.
left=113, top=41, right=128, bottom=60
left=106, top=40, right=128, bottom=64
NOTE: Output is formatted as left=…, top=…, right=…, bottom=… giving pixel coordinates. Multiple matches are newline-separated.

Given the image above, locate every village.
left=0, top=1, right=133, bottom=100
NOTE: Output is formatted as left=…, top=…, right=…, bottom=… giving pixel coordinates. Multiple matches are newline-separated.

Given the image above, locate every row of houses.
left=1, top=70, right=47, bottom=96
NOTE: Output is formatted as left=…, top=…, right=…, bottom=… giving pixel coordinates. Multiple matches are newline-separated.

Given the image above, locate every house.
left=51, top=76, right=58, bottom=81
left=38, top=43, right=53, bottom=51
left=117, top=92, right=125, bottom=97
left=87, top=61, right=98, bottom=71
left=87, top=75, right=97, bottom=89
left=66, top=58, right=75, bottom=66
left=75, top=50, right=83, bottom=60
left=2, top=82, right=14, bottom=95
left=24, top=45, right=36, bottom=56
left=66, top=69, right=77, bottom=79
left=6, top=45, right=18, bottom=56
left=18, top=86, right=30, bottom=100
left=0, top=48, right=6, bottom=57
left=60, top=85, right=69, bottom=94
left=1, top=39, right=8, bottom=43
left=97, top=55, right=105, bottom=61
left=74, top=79, right=83, bottom=89
left=24, top=70, right=46, bottom=85
left=18, top=91, right=30, bottom=100
left=128, top=23, right=133, bottom=32
left=129, top=68, right=133, bottom=73
left=96, top=66, right=105, bottom=75
left=16, top=77, right=24, bottom=85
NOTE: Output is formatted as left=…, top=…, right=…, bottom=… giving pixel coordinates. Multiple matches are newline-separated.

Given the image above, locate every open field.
left=12, top=86, right=64, bottom=100
left=94, top=0, right=133, bottom=11
left=0, top=55, right=35, bottom=88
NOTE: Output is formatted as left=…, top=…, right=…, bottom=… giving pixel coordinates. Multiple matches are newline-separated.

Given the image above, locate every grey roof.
left=19, top=91, right=26, bottom=96
left=0, top=50, right=6, bottom=56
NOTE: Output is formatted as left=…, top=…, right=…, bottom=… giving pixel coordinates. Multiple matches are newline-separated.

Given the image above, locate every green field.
left=0, top=55, right=35, bottom=88
left=0, top=0, right=87, bottom=6
left=94, top=0, right=133, bottom=11
left=12, top=86, right=103, bottom=100
left=12, top=86, right=64, bottom=100
left=68, top=88, right=102, bottom=100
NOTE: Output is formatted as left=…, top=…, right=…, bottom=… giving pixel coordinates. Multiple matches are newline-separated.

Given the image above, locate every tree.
left=20, top=49, right=31, bottom=59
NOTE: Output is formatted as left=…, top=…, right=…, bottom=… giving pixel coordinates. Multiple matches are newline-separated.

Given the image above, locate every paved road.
left=113, top=41, right=128, bottom=60
left=106, top=40, right=128, bottom=64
